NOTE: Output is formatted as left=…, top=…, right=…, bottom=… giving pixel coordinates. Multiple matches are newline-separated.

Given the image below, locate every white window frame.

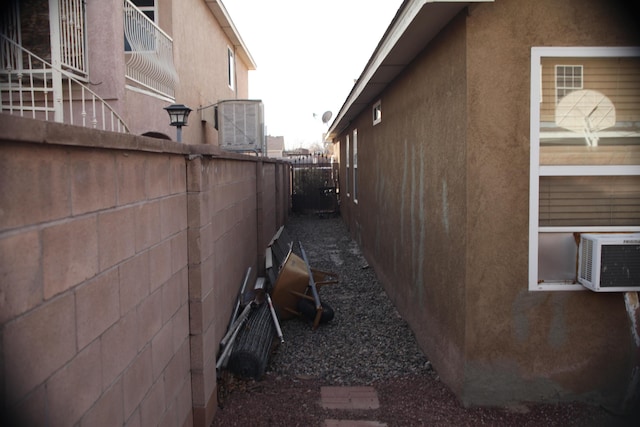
left=227, top=47, right=235, bottom=90
left=125, top=0, right=158, bottom=53
left=133, top=0, right=157, bottom=22
left=345, top=134, right=350, bottom=198
left=353, top=129, right=358, bottom=203
left=372, top=100, right=382, bottom=125
left=528, top=46, right=640, bottom=291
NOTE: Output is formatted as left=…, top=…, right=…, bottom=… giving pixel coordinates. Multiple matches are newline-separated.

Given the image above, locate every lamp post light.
left=164, top=104, right=192, bottom=142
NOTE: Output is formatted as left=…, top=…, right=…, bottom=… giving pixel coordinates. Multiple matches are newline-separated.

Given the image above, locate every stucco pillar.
left=186, top=155, right=217, bottom=427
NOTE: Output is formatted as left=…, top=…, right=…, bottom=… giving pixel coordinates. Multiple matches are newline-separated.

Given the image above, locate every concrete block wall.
left=0, top=115, right=290, bottom=426
left=260, top=162, right=278, bottom=254
left=187, top=156, right=260, bottom=426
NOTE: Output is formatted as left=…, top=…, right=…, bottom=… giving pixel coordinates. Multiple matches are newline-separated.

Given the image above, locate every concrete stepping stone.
left=320, top=386, right=380, bottom=410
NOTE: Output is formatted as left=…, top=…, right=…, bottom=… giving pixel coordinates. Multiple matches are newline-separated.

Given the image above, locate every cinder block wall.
left=187, top=156, right=260, bottom=426
left=0, top=115, right=290, bottom=426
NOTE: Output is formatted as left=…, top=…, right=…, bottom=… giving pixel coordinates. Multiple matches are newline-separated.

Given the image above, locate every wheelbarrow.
left=269, top=242, right=338, bottom=330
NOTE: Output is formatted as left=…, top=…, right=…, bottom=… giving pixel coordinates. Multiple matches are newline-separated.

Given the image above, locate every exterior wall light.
left=164, top=104, right=192, bottom=142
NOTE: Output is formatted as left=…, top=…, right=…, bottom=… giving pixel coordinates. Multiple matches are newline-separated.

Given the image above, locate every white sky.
left=222, top=0, right=403, bottom=149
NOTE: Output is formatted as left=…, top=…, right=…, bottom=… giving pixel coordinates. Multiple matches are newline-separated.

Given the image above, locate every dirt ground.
left=211, top=216, right=639, bottom=427
left=212, top=371, right=637, bottom=427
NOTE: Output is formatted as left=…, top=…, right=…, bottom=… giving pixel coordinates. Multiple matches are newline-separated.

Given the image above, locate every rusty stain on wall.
left=512, top=290, right=542, bottom=343
left=401, top=139, right=408, bottom=244
left=622, top=291, right=640, bottom=411
left=548, top=293, right=568, bottom=349
left=442, top=179, right=450, bottom=235
left=410, top=141, right=426, bottom=303
left=624, top=292, right=640, bottom=347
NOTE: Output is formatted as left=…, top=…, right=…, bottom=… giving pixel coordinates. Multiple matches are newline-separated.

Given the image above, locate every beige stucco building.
left=1, top=0, right=256, bottom=145
left=326, top=0, right=640, bottom=410
left=1, top=2, right=288, bottom=426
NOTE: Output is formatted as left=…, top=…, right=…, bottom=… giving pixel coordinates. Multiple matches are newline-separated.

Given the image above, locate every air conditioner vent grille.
left=580, top=238, right=593, bottom=282
left=599, top=245, right=640, bottom=287
left=217, top=100, right=264, bottom=153
left=578, top=233, right=640, bottom=291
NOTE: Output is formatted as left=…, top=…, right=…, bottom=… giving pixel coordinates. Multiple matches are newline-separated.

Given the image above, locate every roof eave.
left=205, top=0, right=257, bottom=70
left=326, top=0, right=493, bottom=141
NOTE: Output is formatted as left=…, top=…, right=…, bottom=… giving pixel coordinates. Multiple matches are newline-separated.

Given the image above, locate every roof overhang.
left=325, top=0, right=493, bottom=141
left=205, top=0, right=257, bottom=70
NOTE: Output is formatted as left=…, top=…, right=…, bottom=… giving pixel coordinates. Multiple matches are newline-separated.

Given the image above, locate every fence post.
left=48, top=0, right=64, bottom=123
left=255, top=159, right=265, bottom=275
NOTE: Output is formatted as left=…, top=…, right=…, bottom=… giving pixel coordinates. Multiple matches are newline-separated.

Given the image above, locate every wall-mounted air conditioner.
left=217, top=99, right=264, bottom=153
left=578, top=233, right=640, bottom=292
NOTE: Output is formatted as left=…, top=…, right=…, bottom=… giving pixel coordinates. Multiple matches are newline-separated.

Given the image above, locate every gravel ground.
left=266, top=215, right=430, bottom=385
left=212, top=215, right=636, bottom=427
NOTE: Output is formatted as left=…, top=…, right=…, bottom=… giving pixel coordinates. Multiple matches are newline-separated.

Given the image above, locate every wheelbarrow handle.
left=298, top=243, right=322, bottom=310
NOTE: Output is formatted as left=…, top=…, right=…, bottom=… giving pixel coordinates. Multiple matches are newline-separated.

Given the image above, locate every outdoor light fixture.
left=164, top=104, right=192, bottom=142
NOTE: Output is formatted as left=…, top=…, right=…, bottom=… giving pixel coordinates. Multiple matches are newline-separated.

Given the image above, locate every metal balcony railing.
left=124, top=0, right=178, bottom=99
left=0, top=34, right=129, bottom=133
left=57, top=0, right=88, bottom=75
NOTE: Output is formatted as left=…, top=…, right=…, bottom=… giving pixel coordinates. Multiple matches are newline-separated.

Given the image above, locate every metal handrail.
left=123, top=0, right=178, bottom=99
left=0, top=33, right=129, bottom=133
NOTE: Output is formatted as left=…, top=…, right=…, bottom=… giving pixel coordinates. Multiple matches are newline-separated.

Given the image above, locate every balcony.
left=1, top=34, right=129, bottom=133
left=0, top=0, right=128, bottom=132
left=124, top=0, right=178, bottom=100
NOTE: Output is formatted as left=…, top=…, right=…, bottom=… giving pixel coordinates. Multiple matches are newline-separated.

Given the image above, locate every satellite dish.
left=555, top=89, right=616, bottom=147
left=321, top=111, right=333, bottom=125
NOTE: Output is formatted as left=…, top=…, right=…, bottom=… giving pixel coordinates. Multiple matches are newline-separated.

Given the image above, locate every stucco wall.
left=171, top=0, right=252, bottom=146
left=84, top=0, right=252, bottom=145
left=339, top=12, right=470, bottom=398
left=337, top=0, right=639, bottom=409
left=0, top=114, right=289, bottom=426
left=463, top=0, right=639, bottom=407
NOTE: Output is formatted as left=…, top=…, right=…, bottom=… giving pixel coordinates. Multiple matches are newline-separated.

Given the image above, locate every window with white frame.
left=133, top=0, right=156, bottom=21
left=345, top=134, right=350, bottom=198
left=373, top=100, right=382, bottom=125
left=125, top=0, right=157, bottom=52
left=353, top=129, right=358, bottom=203
left=529, top=46, right=640, bottom=291
left=228, top=47, right=235, bottom=90
left=555, top=65, right=583, bottom=103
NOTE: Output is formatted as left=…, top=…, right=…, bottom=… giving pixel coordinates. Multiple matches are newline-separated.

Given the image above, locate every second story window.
left=228, top=47, right=235, bottom=90
left=133, top=0, right=156, bottom=21
left=125, top=0, right=156, bottom=52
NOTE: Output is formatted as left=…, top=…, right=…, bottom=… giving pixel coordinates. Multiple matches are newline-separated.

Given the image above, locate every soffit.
left=205, top=0, right=257, bottom=70
left=326, top=0, right=493, bottom=140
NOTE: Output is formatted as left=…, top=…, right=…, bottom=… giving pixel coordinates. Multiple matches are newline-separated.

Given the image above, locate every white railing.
left=57, top=0, right=88, bottom=75
left=124, top=0, right=178, bottom=99
left=0, top=34, right=129, bottom=133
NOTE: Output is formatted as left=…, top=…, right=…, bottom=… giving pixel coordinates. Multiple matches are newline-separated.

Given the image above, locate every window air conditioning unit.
left=217, top=99, right=264, bottom=153
left=578, top=233, right=640, bottom=292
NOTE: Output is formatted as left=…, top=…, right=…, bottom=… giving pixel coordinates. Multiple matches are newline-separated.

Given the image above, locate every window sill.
left=529, top=283, right=586, bottom=291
